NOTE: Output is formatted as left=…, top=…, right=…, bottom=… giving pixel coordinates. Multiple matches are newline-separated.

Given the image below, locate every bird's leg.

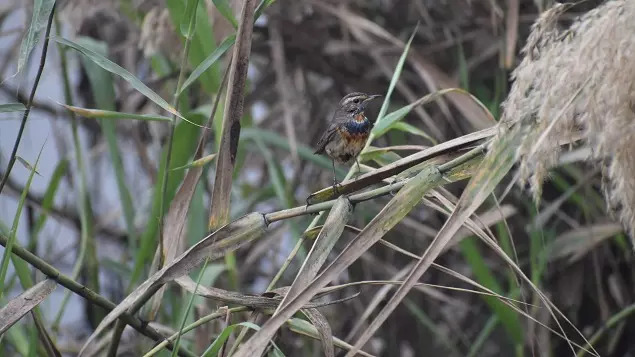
left=355, top=158, right=361, bottom=178
left=331, top=159, right=340, bottom=194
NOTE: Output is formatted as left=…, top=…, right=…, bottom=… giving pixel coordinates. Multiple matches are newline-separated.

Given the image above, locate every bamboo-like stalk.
left=0, top=233, right=196, bottom=357
left=265, top=146, right=485, bottom=223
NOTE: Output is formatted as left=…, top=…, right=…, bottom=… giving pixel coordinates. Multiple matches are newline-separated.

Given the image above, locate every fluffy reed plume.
left=499, top=0, right=635, bottom=240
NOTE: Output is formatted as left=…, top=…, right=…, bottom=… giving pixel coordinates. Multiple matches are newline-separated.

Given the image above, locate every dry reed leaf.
left=287, top=318, right=376, bottom=357
left=0, top=279, right=57, bottom=334
left=144, top=164, right=205, bottom=320
left=275, top=197, right=352, bottom=313
left=77, top=213, right=267, bottom=356
left=549, top=223, right=623, bottom=263
left=208, top=0, right=258, bottom=230
left=174, top=276, right=284, bottom=309
left=302, top=308, right=335, bottom=357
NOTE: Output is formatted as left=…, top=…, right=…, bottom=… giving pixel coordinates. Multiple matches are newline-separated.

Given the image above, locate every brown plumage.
left=314, top=92, right=382, bottom=190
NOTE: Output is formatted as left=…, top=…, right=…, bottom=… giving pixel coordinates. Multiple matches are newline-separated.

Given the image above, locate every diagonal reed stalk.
left=0, top=233, right=196, bottom=357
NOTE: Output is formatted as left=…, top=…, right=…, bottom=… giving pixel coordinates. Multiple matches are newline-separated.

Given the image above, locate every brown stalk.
left=208, top=0, right=258, bottom=231
left=505, top=0, right=520, bottom=68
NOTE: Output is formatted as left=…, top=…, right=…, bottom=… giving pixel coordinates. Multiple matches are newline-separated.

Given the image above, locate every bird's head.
left=337, top=92, right=382, bottom=116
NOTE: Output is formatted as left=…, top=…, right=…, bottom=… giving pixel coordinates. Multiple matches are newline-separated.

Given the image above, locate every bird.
left=313, top=92, right=382, bottom=192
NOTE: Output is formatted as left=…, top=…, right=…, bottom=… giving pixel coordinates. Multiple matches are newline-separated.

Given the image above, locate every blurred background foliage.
left=0, top=0, right=634, bottom=356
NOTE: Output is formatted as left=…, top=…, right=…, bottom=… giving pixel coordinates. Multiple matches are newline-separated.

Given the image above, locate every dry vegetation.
left=0, top=0, right=634, bottom=356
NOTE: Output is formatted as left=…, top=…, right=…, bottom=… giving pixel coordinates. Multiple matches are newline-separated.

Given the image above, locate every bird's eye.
left=353, top=98, right=360, bottom=104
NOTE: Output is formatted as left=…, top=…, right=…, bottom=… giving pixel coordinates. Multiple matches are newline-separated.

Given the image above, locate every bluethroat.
left=313, top=92, right=382, bottom=191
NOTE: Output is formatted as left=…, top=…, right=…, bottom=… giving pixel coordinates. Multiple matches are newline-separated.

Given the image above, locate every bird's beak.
left=362, top=94, right=382, bottom=108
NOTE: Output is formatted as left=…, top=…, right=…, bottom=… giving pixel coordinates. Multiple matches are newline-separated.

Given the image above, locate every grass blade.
left=180, top=34, right=236, bottom=95
left=171, top=256, right=211, bottom=357
left=374, top=24, right=418, bottom=125
left=15, top=0, right=55, bottom=75
left=255, top=0, right=276, bottom=20
left=0, top=103, right=26, bottom=113
left=180, top=0, right=199, bottom=36
left=372, top=88, right=465, bottom=138
left=166, top=0, right=222, bottom=93
left=272, top=197, right=352, bottom=356
left=55, top=36, right=185, bottom=120
left=0, top=145, right=44, bottom=300
left=15, top=156, right=41, bottom=176
left=391, top=122, right=437, bottom=145
left=202, top=322, right=259, bottom=356
left=62, top=105, right=173, bottom=122
left=212, top=0, right=239, bottom=28
left=31, top=159, right=68, bottom=238
left=201, top=322, right=286, bottom=357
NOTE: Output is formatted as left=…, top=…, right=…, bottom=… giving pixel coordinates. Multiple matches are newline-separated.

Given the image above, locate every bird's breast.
left=337, top=119, right=371, bottom=153
left=343, top=115, right=371, bottom=135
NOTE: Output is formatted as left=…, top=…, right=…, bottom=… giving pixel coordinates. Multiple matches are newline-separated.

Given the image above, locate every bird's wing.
left=314, top=123, right=339, bottom=155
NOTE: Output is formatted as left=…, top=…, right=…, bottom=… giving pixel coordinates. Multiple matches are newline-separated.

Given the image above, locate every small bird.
left=314, top=92, right=382, bottom=191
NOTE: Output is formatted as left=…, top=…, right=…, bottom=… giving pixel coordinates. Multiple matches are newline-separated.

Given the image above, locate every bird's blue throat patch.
left=344, top=115, right=370, bottom=134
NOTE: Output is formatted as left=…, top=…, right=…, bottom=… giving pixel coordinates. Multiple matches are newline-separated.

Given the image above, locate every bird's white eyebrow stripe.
left=342, top=95, right=364, bottom=105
